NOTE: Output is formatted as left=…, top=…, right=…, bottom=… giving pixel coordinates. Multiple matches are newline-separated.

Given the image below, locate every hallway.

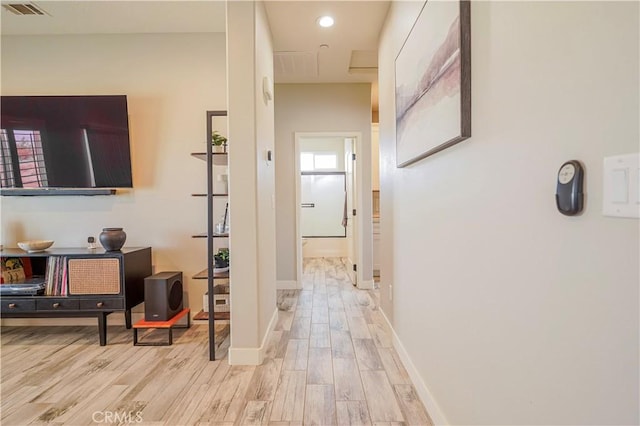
left=268, top=257, right=432, bottom=424
left=0, top=258, right=431, bottom=425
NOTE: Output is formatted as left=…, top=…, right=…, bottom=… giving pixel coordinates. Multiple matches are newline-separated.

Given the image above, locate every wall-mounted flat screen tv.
left=0, top=95, right=133, bottom=192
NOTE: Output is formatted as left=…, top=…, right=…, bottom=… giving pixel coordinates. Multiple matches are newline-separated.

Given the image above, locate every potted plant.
left=211, top=131, right=228, bottom=153
left=214, top=248, right=229, bottom=270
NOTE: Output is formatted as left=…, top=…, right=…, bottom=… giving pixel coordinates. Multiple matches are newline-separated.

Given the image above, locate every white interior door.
left=344, top=137, right=357, bottom=285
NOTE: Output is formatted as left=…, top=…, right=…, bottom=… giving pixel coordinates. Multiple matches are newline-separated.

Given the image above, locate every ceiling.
left=0, top=1, right=227, bottom=35
left=1, top=0, right=387, bottom=101
left=264, top=1, right=389, bottom=84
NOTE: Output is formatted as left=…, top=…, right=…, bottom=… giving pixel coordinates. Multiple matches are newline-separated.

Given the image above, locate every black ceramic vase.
left=99, top=228, right=126, bottom=251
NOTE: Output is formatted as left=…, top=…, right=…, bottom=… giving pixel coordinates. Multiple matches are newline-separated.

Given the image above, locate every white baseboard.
left=228, top=307, right=278, bottom=365
left=276, top=280, right=299, bottom=290
left=357, top=279, right=375, bottom=290
left=380, top=309, right=449, bottom=426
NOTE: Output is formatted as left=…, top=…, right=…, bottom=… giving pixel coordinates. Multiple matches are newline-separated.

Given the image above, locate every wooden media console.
left=0, top=247, right=152, bottom=345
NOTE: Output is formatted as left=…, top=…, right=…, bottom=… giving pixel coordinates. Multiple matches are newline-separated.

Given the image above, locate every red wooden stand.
left=133, top=308, right=190, bottom=346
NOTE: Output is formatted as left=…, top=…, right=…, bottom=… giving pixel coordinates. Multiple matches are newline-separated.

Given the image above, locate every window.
left=314, top=154, right=337, bottom=170
left=301, top=152, right=314, bottom=172
left=300, top=152, right=338, bottom=171
left=0, top=128, right=49, bottom=188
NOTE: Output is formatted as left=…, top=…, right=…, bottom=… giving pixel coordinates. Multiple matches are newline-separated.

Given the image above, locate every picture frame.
left=395, top=0, right=471, bottom=167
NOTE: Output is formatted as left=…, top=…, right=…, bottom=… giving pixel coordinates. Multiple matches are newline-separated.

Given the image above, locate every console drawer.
left=79, top=298, right=124, bottom=311
left=1, top=299, right=36, bottom=313
left=36, top=298, right=80, bottom=311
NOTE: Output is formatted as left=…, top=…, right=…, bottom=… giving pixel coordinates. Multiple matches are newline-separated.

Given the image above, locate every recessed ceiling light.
left=318, top=16, right=334, bottom=28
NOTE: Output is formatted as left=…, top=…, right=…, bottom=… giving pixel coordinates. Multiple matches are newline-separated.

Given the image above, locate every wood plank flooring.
left=0, top=257, right=432, bottom=425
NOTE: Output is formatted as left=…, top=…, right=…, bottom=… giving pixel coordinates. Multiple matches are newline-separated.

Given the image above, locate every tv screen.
left=0, top=95, right=133, bottom=190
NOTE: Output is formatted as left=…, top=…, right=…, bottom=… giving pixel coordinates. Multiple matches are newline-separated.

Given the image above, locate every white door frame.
left=294, top=131, right=366, bottom=288
left=343, top=137, right=357, bottom=285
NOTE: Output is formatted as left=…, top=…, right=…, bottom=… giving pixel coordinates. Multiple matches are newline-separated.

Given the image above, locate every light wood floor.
left=1, top=257, right=432, bottom=425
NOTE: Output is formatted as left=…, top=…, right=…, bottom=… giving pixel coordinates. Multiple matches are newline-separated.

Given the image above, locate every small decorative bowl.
left=17, top=240, right=54, bottom=253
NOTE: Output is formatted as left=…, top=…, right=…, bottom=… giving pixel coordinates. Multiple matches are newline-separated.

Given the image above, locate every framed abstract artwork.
left=395, top=0, right=471, bottom=167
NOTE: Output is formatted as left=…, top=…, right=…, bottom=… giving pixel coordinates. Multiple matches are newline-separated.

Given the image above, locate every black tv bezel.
left=0, top=188, right=117, bottom=196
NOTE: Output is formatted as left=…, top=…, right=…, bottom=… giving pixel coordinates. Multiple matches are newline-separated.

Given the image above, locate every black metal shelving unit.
left=190, top=110, right=228, bottom=361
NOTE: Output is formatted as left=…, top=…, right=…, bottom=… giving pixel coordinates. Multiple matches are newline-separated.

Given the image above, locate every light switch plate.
left=603, top=153, right=640, bottom=218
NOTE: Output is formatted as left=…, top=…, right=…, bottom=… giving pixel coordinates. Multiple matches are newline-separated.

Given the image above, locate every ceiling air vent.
left=2, top=2, right=48, bottom=15
left=274, top=51, right=318, bottom=79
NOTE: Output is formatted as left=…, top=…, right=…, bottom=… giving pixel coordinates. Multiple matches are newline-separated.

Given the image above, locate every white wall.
left=275, top=83, right=373, bottom=285
left=227, top=0, right=276, bottom=364
left=303, top=238, right=346, bottom=258
left=254, top=0, right=277, bottom=359
left=379, top=1, right=639, bottom=424
left=0, top=33, right=226, bottom=322
left=371, top=124, right=380, bottom=192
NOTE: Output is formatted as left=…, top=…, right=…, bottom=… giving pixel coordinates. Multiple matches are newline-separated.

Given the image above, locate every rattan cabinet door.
left=68, top=258, right=121, bottom=295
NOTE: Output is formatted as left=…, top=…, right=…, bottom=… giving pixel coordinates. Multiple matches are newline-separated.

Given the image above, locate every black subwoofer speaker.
left=144, top=271, right=183, bottom=321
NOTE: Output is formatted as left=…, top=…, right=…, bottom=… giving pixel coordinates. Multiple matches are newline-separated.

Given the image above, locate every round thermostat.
left=558, top=163, right=576, bottom=184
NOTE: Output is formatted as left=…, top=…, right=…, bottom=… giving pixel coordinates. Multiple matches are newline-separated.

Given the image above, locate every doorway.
left=295, top=133, right=360, bottom=286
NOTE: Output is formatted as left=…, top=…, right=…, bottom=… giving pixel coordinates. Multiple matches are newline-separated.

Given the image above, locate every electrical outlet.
left=389, top=284, right=393, bottom=301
